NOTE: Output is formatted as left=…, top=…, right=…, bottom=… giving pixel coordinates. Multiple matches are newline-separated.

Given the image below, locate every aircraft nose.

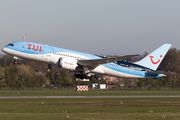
left=2, top=47, right=7, bottom=53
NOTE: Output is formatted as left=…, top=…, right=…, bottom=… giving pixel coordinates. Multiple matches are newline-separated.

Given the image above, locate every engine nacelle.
left=58, top=58, right=78, bottom=71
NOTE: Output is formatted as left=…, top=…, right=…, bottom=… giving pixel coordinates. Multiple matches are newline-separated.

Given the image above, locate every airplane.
left=2, top=41, right=171, bottom=79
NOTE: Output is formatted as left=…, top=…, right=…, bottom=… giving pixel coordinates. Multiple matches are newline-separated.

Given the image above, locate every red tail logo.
left=150, top=55, right=162, bottom=64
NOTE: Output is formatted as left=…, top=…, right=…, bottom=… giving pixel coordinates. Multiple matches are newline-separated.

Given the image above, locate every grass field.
left=0, top=90, right=179, bottom=119
left=0, top=90, right=180, bottom=96
left=0, top=98, right=180, bottom=120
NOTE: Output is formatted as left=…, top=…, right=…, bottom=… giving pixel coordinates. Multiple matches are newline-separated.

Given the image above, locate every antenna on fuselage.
left=23, top=35, right=27, bottom=41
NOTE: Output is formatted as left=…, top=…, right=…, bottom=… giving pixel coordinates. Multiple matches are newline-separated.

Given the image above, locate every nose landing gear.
left=14, top=61, right=18, bottom=65
left=13, top=56, right=18, bottom=65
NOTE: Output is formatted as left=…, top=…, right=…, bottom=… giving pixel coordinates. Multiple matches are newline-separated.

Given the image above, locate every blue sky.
left=0, top=0, right=180, bottom=55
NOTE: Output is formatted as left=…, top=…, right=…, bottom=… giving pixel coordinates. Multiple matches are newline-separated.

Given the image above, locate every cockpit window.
left=8, top=44, right=14, bottom=46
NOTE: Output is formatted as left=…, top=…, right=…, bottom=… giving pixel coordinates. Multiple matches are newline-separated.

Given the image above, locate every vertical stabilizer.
left=135, top=44, right=172, bottom=71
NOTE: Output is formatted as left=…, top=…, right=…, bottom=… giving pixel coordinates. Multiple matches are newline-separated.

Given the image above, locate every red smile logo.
left=150, top=55, right=162, bottom=64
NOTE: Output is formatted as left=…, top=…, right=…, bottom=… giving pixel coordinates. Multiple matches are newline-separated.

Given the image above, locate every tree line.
left=0, top=55, right=99, bottom=88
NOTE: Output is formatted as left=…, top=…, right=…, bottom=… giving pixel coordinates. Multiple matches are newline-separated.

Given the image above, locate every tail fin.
left=135, top=44, right=172, bottom=71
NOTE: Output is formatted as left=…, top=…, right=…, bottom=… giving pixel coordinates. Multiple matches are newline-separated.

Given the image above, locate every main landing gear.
left=75, top=73, right=91, bottom=79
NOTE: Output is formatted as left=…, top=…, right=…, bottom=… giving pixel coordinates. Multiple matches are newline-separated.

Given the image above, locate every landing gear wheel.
left=14, top=61, right=18, bottom=65
left=75, top=74, right=81, bottom=78
left=80, top=74, right=86, bottom=79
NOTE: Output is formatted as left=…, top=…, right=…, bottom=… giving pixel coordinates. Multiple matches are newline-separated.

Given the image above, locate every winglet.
left=135, top=44, right=172, bottom=71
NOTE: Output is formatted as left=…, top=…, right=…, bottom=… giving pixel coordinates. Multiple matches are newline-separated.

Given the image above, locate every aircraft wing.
left=78, top=54, right=139, bottom=68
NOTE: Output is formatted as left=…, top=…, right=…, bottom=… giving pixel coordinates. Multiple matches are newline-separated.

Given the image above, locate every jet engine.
left=58, top=58, right=78, bottom=71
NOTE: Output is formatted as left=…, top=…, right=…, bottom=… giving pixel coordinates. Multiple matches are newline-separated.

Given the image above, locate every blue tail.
left=135, top=44, right=172, bottom=71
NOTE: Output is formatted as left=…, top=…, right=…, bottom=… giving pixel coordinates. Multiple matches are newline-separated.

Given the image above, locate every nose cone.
left=2, top=47, right=5, bottom=53
left=2, top=47, right=7, bottom=54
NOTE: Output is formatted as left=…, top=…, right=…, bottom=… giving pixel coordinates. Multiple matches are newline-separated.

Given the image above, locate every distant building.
left=105, top=76, right=119, bottom=88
